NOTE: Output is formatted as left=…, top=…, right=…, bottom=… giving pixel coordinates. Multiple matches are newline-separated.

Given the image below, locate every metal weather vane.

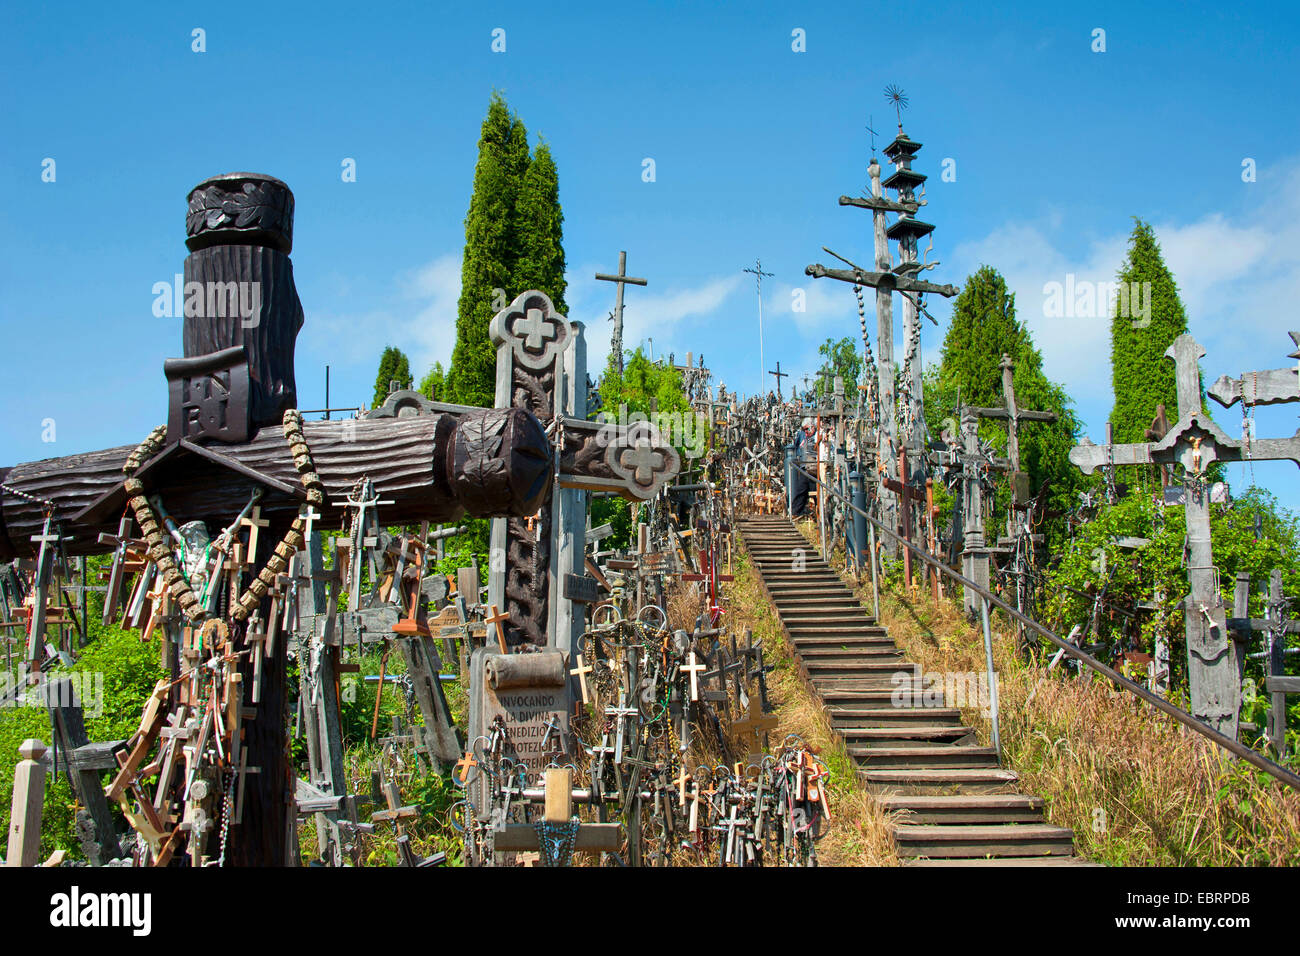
left=884, top=84, right=909, bottom=132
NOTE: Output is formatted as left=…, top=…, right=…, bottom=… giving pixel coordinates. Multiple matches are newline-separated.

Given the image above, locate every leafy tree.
left=372, top=346, right=412, bottom=407
left=1041, top=487, right=1300, bottom=741
left=1109, top=220, right=1191, bottom=445
left=590, top=347, right=693, bottom=547
left=814, top=336, right=861, bottom=404
left=596, top=347, right=692, bottom=431
left=513, top=141, right=567, bottom=314
left=419, top=361, right=448, bottom=402
left=928, top=265, right=1081, bottom=538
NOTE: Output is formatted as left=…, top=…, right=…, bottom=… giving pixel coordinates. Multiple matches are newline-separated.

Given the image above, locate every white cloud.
left=766, top=278, right=859, bottom=337
left=948, top=158, right=1300, bottom=418
left=307, top=253, right=461, bottom=379
left=401, top=253, right=462, bottom=373
left=569, top=269, right=745, bottom=370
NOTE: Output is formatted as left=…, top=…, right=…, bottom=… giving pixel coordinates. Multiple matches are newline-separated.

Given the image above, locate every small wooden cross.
left=682, top=651, right=706, bottom=701
left=673, top=763, right=691, bottom=807
left=240, top=505, right=269, bottom=562
left=569, top=653, right=593, bottom=704
left=453, top=751, right=478, bottom=784
left=301, top=504, right=322, bottom=543
left=484, top=604, right=511, bottom=653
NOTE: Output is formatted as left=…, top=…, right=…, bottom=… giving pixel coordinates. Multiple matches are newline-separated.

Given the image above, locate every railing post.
left=6, top=738, right=47, bottom=867
left=850, top=471, right=867, bottom=574
left=980, top=598, right=1002, bottom=765
left=784, top=444, right=796, bottom=516
left=867, top=524, right=881, bottom=624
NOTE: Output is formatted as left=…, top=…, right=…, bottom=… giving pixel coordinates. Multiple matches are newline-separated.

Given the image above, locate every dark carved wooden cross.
left=768, top=362, right=789, bottom=401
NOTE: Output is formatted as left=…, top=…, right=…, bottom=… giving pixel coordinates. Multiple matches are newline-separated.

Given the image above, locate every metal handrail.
left=789, top=461, right=1300, bottom=790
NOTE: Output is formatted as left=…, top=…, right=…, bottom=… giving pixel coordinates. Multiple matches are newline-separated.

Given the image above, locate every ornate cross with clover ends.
left=614, top=425, right=671, bottom=489
left=492, top=294, right=570, bottom=376
left=485, top=290, right=681, bottom=656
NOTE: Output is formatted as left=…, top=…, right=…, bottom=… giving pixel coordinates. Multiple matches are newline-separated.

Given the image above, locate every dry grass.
left=723, top=531, right=900, bottom=866
left=796, top=516, right=1300, bottom=864
left=836, top=549, right=1300, bottom=866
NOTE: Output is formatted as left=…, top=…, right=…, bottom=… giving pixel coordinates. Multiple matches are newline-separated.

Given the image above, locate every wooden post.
left=544, top=767, right=573, bottom=822
left=6, top=739, right=46, bottom=867
left=44, top=678, right=122, bottom=864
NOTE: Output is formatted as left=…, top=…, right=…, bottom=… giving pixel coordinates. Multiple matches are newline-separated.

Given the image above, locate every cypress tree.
left=933, top=266, right=1031, bottom=411
left=447, top=93, right=526, bottom=407
left=513, top=141, right=567, bottom=314
left=373, top=346, right=412, bottom=407
left=930, top=265, right=1080, bottom=528
left=1108, top=220, right=1190, bottom=444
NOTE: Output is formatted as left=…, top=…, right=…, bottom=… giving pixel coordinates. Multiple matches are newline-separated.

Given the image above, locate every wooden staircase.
left=738, top=515, right=1088, bottom=866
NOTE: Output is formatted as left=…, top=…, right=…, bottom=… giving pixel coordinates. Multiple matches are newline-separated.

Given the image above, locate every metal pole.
left=784, top=444, right=796, bottom=516
left=867, top=523, right=880, bottom=624
left=980, top=596, right=1002, bottom=764
left=851, top=471, right=868, bottom=574
left=325, top=365, right=331, bottom=421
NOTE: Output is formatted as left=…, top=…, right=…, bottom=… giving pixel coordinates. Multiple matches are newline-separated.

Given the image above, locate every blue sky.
left=3, top=0, right=1300, bottom=509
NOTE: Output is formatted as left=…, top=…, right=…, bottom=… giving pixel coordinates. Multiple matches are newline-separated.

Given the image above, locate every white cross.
left=682, top=651, right=706, bottom=701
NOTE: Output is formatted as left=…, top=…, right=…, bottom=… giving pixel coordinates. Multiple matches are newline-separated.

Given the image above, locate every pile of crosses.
left=0, top=172, right=682, bottom=866
left=0, top=523, right=102, bottom=689
left=457, top=605, right=825, bottom=866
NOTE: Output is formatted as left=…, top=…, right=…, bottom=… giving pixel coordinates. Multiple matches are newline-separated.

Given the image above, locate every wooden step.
left=880, top=793, right=1045, bottom=825
left=770, top=597, right=865, bottom=609
left=790, top=636, right=894, bottom=649
left=780, top=609, right=872, bottom=620
left=838, top=726, right=976, bottom=745
left=860, top=767, right=1020, bottom=794
left=905, top=856, right=1097, bottom=867
left=765, top=583, right=853, bottom=593
left=827, top=707, right=961, bottom=724
left=803, top=660, right=914, bottom=673
left=850, top=745, right=999, bottom=769
left=892, top=824, right=1074, bottom=859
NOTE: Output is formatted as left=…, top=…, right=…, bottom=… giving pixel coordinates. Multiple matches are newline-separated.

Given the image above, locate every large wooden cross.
left=805, top=140, right=959, bottom=553
left=1070, top=334, right=1300, bottom=738
left=968, top=353, right=1059, bottom=516
left=594, top=251, right=647, bottom=376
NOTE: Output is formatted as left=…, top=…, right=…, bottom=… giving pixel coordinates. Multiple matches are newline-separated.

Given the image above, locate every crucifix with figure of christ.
left=768, top=362, right=789, bottom=401
left=1070, top=333, right=1300, bottom=739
